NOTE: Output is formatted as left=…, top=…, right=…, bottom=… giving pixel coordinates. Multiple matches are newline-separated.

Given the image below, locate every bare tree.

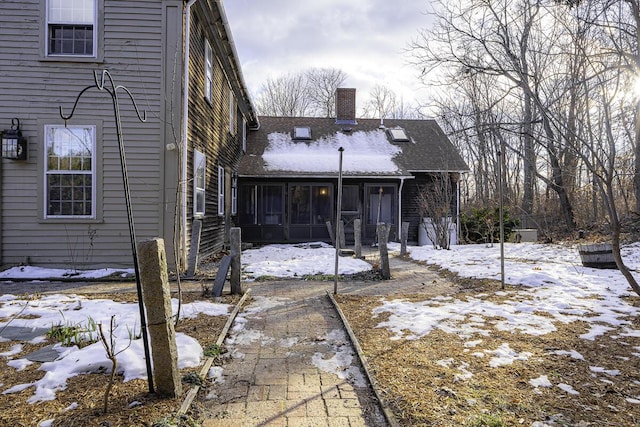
left=551, top=0, right=640, bottom=296
left=414, top=0, right=640, bottom=295
left=305, top=68, right=347, bottom=117
left=254, top=73, right=311, bottom=117
left=361, top=84, right=422, bottom=119
left=409, top=0, right=578, bottom=230
left=416, top=172, right=458, bottom=249
left=254, top=68, right=348, bottom=117
left=361, top=84, right=397, bottom=118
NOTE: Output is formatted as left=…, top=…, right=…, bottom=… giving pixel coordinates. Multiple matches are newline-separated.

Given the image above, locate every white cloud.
left=224, top=0, right=435, bottom=112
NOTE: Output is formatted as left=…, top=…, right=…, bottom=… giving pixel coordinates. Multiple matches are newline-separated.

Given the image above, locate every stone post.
left=400, top=221, right=409, bottom=255
left=137, top=238, right=182, bottom=397
left=230, top=227, right=242, bottom=295
left=354, top=218, right=362, bottom=258
left=377, top=223, right=391, bottom=279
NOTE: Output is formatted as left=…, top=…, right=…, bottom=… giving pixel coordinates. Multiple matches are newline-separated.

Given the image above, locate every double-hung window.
left=218, top=166, right=225, bottom=216
left=204, top=39, right=213, bottom=103
left=46, top=0, right=97, bottom=57
left=231, top=174, right=238, bottom=216
left=193, top=150, right=206, bottom=217
left=45, top=125, right=96, bottom=218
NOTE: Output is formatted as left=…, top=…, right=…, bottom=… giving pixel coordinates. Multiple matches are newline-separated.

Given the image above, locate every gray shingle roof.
left=239, top=116, right=469, bottom=178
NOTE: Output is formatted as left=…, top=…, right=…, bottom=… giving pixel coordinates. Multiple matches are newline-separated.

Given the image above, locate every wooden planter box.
left=578, top=243, right=617, bottom=269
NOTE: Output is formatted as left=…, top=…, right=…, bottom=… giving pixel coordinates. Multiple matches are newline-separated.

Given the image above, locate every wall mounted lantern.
left=1, top=118, right=28, bottom=160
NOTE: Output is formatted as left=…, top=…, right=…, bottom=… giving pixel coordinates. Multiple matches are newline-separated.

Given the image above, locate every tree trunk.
left=607, top=183, right=640, bottom=296
left=521, top=92, right=535, bottom=220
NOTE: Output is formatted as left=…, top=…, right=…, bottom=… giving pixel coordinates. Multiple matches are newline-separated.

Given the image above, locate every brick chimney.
left=335, top=88, right=357, bottom=124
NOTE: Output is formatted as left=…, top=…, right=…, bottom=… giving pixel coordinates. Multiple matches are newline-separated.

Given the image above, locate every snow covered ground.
left=382, top=241, right=640, bottom=344
left=1, top=240, right=640, bottom=417
left=0, top=295, right=230, bottom=404
left=385, top=241, right=640, bottom=410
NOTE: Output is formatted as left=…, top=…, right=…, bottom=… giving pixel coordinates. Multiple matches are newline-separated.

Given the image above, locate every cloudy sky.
left=223, top=0, right=436, bottom=113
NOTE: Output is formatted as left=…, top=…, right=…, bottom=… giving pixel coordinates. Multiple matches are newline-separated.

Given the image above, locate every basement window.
left=293, top=126, right=311, bottom=140
left=388, top=127, right=409, bottom=142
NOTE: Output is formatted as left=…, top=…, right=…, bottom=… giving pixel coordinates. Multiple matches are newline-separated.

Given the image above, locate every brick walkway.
left=202, top=251, right=447, bottom=427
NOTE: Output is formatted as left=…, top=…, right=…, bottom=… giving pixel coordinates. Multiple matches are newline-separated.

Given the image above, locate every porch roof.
left=239, top=116, right=469, bottom=178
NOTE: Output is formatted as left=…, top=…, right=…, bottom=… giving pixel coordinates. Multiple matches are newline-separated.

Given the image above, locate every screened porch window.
left=341, top=185, right=359, bottom=213
left=240, top=184, right=284, bottom=225
left=290, top=185, right=331, bottom=225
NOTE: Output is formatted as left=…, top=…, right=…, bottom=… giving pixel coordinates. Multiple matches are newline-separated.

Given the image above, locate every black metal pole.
left=60, top=70, right=154, bottom=393
left=333, top=147, right=344, bottom=295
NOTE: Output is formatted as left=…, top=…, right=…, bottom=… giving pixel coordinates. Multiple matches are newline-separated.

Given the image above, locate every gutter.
left=237, top=174, right=416, bottom=180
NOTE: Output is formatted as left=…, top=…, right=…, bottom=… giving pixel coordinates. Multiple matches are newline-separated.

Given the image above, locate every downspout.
left=181, top=0, right=198, bottom=267
left=398, top=177, right=406, bottom=239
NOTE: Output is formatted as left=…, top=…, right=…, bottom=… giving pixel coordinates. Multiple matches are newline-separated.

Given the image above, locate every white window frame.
left=229, top=88, right=236, bottom=134
left=231, top=174, right=238, bottom=216
left=218, top=165, right=225, bottom=216
left=44, top=125, right=96, bottom=219
left=204, top=39, right=213, bottom=103
left=242, top=117, right=247, bottom=152
left=193, top=150, right=206, bottom=217
left=46, top=0, right=97, bottom=58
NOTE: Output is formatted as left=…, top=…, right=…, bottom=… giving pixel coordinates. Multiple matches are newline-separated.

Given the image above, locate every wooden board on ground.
left=211, top=255, right=232, bottom=297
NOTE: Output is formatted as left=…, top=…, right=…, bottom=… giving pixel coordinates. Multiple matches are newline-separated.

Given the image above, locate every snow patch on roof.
left=263, top=129, right=401, bottom=173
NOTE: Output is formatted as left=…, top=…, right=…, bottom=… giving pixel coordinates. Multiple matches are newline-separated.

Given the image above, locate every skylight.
left=293, top=126, right=311, bottom=140
left=388, top=127, right=409, bottom=142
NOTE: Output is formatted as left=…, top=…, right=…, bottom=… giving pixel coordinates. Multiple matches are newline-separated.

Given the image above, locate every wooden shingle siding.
left=186, top=6, right=243, bottom=259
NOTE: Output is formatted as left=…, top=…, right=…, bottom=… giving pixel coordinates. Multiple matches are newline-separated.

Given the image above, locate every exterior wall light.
left=1, top=118, right=27, bottom=160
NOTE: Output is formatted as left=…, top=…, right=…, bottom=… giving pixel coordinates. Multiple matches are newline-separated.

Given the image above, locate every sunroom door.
left=364, top=184, right=397, bottom=242
left=289, top=184, right=332, bottom=241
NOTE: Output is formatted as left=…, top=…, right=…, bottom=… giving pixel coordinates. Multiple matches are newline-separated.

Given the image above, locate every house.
left=237, top=88, right=468, bottom=246
left=0, top=0, right=258, bottom=270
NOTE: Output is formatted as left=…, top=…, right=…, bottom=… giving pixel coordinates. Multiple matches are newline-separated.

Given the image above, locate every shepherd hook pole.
left=60, top=69, right=154, bottom=393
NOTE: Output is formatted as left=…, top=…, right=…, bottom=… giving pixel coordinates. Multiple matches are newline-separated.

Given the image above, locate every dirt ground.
left=335, top=276, right=640, bottom=427
left=1, top=262, right=639, bottom=426
left=0, top=290, right=236, bottom=427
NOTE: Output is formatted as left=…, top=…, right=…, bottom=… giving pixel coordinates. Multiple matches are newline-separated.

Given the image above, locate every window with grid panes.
left=45, top=125, right=95, bottom=218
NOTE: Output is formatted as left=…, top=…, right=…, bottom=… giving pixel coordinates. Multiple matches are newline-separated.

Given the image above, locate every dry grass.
left=3, top=265, right=639, bottom=427
left=0, top=291, right=238, bottom=427
left=336, top=279, right=640, bottom=427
